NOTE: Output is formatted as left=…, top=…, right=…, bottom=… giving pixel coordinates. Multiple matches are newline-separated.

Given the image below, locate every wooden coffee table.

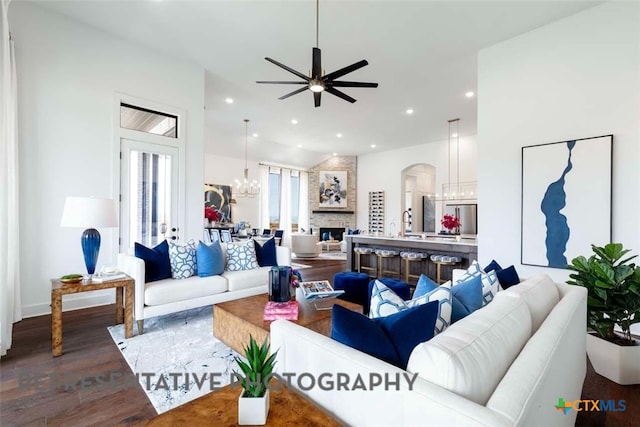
left=213, top=291, right=361, bottom=355
left=146, top=382, right=341, bottom=426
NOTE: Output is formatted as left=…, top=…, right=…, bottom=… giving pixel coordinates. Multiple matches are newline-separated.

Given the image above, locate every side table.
left=50, top=276, right=134, bottom=356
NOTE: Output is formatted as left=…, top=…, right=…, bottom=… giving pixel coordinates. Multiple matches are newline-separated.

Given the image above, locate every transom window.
left=120, top=103, right=178, bottom=138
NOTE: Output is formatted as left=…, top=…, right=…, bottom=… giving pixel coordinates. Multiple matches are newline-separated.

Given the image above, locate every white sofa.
left=118, top=243, right=291, bottom=334
left=271, top=274, right=587, bottom=426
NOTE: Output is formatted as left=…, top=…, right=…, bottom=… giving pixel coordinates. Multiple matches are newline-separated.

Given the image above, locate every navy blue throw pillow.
left=331, top=301, right=438, bottom=369
left=497, top=265, right=521, bottom=289
left=374, top=300, right=439, bottom=369
left=484, top=259, right=502, bottom=273
left=450, top=275, right=483, bottom=323
left=331, top=305, right=401, bottom=367
left=134, top=240, right=171, bottom=283
left=253, top=238, right=278, bottom=267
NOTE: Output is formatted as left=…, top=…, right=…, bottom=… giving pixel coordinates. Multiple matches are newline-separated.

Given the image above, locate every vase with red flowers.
left=441, top=214, right=461, bottom=235
left=204, top=206, right=221, bottom=227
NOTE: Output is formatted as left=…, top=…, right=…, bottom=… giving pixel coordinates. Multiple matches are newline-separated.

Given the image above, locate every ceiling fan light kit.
left=257, top=0, right=378, bottom=107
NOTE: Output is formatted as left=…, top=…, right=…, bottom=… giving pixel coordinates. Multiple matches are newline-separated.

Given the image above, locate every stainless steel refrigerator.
left=444, top=204, right=478, bottom=235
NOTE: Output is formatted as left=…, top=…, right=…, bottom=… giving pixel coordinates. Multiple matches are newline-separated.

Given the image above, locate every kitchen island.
left=344, top=234, right=478, bottom=283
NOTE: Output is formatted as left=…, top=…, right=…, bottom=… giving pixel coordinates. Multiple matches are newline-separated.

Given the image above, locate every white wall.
left=11, top=3, right=205, bottom=316
left=204, top=153, right=260, bottom=229
left=357, top=136, right=477, bottom=235
left=478, top=1, right=640, bottom=282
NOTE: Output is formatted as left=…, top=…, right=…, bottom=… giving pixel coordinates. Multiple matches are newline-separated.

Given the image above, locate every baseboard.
left=21, top=292, right=116, bottom=319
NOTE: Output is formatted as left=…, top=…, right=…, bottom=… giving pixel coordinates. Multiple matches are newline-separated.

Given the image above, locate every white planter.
left=238, top=390, right=269, bottom=425
left=586, top=333, right=640, bottom=385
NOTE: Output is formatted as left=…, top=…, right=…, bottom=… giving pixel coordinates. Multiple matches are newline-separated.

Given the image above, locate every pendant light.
left=234, top=119, right=260, bottom=198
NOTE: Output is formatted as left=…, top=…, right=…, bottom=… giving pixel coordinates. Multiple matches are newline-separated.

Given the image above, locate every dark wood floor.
left=1, top=258, right=638, bottom=426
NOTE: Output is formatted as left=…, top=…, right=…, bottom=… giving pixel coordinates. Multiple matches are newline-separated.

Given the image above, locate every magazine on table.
left=300, top=280, right=344, bottom=301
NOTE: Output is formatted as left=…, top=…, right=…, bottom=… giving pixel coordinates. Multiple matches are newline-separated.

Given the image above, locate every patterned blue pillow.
left=168, top=240, right=197, bottom=279
left=226, top=240, right=259, bottom=271
left=457, top=260, right=500, bottom=305
left=369, top=280, right=452, bottom=335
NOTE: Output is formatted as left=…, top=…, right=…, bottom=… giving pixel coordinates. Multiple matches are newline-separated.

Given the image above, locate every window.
left=291, top=171, right=300, bottom=232
left=120, top=103, right=178, bottom=138
left=268, top=169, right=281, bottom=228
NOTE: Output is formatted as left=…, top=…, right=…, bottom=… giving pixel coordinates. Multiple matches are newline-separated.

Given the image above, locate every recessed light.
left=332, top=152, right=337, bottom=156
left=225, top=98, right=234, bottom=104
left=406, top=109, right=414, bottom=115
left=452, top=133, right=458, bottom=137
left=336, top=133, right=342, bottom=138
left=371, top=144, right=377, bottom=148
left=297, top=144, right=303, bottom=148
left=252, top=133, right=259, bottom=138
left=465, top=91, right=475, bottom=98
left=291, top=119, right=298, bottom=125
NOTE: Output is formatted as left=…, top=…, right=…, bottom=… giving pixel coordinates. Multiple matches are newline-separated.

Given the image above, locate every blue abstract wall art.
left=521, top=136, right=612, bottom=268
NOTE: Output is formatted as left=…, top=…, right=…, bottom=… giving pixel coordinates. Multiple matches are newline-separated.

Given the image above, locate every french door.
left=120, top=139, right=181, bottom=250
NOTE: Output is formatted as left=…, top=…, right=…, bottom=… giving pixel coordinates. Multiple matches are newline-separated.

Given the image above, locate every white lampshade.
left=60, top=197, right=118, bottom=228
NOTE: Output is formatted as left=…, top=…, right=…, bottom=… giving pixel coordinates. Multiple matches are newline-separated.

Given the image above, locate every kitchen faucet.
left=401, top=210, right=411, bottom=238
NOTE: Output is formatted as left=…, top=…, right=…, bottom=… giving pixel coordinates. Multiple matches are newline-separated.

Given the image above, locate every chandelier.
left=426, top=118, right=477, bottom=202
left=234, top=119, right=260, bottom=198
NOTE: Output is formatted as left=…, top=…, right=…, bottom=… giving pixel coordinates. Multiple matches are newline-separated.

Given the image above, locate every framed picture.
left=319, top=170, right=347, bottom=208
left=220, top=229, right=232, bottom=243
left=521, top=135, right=612, bottom=268
left=209, top=229, right=221, bottom=243
left=204, top=183, right=232, bottom=223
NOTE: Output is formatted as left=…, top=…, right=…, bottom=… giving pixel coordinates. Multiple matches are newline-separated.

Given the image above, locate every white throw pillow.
left=226, top=240, right=259, bottom=271
left=457, top=260, right=500, bottom=305
left=168, top=240, right=197, bottom=279
left=369, top=280, right=452, bottom=335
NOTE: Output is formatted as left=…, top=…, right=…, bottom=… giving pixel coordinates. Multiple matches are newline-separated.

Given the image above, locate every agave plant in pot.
left=567, top=243, right=640, bottom=385
left=234, top=335, right=278, bottom=425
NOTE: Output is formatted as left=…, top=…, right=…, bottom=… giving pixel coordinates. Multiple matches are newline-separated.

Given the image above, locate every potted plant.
left=567, top=243, right=640, bottom=385
left=234, top=335, right=278, bottom=425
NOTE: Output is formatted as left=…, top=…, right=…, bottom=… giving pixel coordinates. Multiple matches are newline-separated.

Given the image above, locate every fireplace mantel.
left=312, top=210, right=354, bottom=214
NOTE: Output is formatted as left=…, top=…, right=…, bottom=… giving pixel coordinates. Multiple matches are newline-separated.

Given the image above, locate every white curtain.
left=278, top=169, right=292, bottom=247
left=298, top=171, right=309, bottom=233
left=1, top=0, right=22, bottom=357
left=259, top=165, right=270, bottom=231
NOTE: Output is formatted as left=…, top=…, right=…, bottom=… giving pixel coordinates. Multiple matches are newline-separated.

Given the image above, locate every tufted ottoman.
left=332, top=271, right=370, bottom=310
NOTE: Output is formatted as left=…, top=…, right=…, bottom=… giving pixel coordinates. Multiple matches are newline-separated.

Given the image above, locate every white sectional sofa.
left=271, top=274, right=587, bottom=427
left=118, top=243, right=291, bottom=334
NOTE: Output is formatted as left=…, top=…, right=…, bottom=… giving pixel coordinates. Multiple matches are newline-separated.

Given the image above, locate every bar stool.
left=375, top=249, right=400, bottom=279
left=400, top=251, right=428, bottom=286
left=354, top=247, right=377, bottom=278
left=430, top=254, right=462, bottom=284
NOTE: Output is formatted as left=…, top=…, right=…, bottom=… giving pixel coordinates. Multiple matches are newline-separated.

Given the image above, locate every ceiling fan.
left=256, top=0, right=378, bottom=107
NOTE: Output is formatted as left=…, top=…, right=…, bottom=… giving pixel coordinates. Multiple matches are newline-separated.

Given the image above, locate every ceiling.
left=32, top=0, right=600, bottom=168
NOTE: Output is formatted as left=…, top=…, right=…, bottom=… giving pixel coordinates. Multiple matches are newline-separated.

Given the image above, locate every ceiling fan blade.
left=314, top=91, right=321, bottom=108
left=322, top=60, right=368, bottom=81
left=256, top=81, right=308, bottom=85
left=278, top=86, right=308, bottom=100
left=329, top=81, right=379, bottom=88
left=265, top=57, right=310, bottom=81
left=312, top=47, right=322, bottom=79
left=326, top=87, right=356, bottom=103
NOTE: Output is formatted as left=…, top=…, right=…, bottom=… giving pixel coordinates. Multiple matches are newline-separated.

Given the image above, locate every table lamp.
left=60, top=196, right=118, bottom=277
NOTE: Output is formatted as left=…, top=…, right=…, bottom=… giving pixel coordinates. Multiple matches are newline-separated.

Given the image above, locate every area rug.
left=107, top=306, right=241, bottom=414
left=291, top=262, right=312, bottom=269
left=318, top=252, right=347, bottom=261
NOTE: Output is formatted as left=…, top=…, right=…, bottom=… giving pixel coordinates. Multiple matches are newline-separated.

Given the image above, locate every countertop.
left=345, top=234, right=477, bottom=246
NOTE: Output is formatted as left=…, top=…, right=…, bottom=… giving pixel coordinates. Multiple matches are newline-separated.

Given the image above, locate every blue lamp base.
left=81, top=228, right=101, bottom=276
